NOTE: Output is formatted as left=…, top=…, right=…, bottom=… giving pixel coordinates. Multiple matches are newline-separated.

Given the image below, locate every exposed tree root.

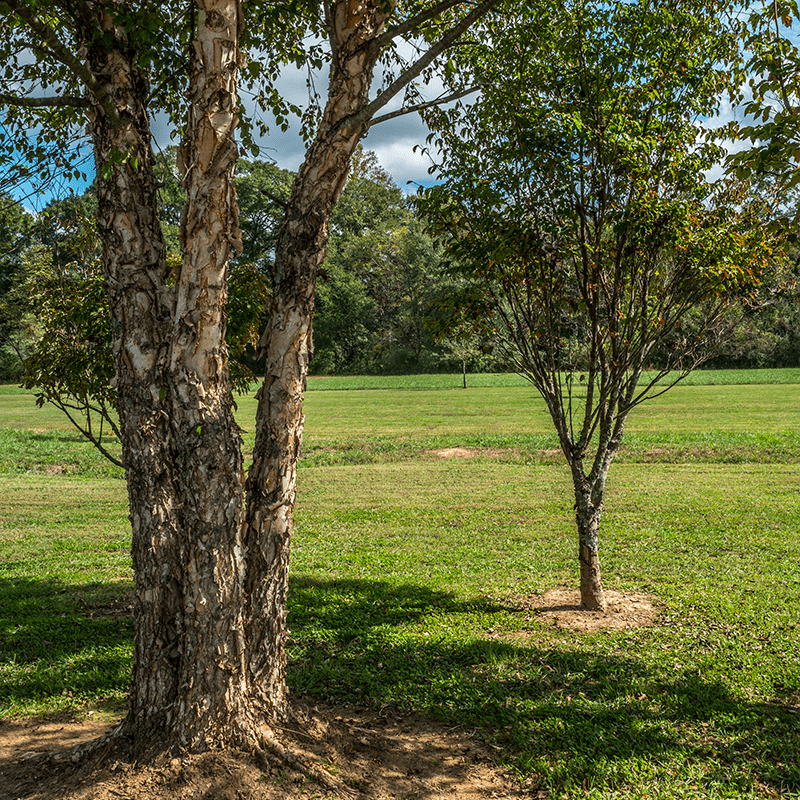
left=259, top=733, right=356, bottom=796
left=18, top=721, right=124, bottom=768
left=14, top=712, right=356, bottom=797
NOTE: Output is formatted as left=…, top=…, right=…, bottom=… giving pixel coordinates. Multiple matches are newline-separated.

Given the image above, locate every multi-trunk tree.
left=419, top=0, right=780, bottom=610
left=0, top=0, right=498, bottom=759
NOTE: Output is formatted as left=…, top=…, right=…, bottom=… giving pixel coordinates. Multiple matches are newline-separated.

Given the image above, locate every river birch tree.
left=0, top=0, right=498, bottom=759
left=418, top=0, right=779, bottom=610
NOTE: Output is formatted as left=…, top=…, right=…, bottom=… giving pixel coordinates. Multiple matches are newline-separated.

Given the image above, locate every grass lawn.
left=0, top=370, right=798, bottom=798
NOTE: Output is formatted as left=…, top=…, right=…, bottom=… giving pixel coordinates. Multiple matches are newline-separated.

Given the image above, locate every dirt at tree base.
left=0, top=700, right=533, bottom=800
left=502, top=588, right=658, bottom=633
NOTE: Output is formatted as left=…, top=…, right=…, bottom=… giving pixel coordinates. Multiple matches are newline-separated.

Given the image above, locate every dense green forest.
left=0, top=147, right=496, bottom=382
left=0, top=145, right=797, bottom=385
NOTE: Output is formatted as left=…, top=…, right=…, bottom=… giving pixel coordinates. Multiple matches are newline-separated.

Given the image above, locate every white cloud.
left=242, top=47, right=448, bottom=190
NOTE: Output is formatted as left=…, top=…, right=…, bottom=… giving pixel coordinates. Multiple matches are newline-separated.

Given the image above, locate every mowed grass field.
left=0, top=369, right=798, bottom=799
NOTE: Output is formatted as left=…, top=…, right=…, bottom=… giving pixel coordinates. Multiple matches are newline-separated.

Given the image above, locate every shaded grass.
left=288, top=578, right=799, bottom=799
left=288, top=462, right=800, bottom=798
left=0, top=476, right=133, bottom=716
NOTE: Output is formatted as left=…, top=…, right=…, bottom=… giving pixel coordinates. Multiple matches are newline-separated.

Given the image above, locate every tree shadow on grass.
left=25, top=432, right=90, bottom=444
left=1, top=572, right=797, bottom=795
left=0, top=576, right=133, bottom=710
left=288, top=575, right=800, bottom=797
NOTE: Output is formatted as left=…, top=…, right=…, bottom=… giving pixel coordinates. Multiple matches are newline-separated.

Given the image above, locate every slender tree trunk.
left=571, top=467, right=607, bottom=611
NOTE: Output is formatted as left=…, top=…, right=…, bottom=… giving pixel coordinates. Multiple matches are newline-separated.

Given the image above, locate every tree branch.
left=341, top=0, right=499, bottom=136
left=258, top=188, right=288, bottom=209
left=2, top=0, right=120, bottom=124
left=373, top=0, right=466, bottom=49
left=771, top=0, right=796, bottom=113
left=0, top=92, right=90, bottom=109
left=368, top=83, right=483, bottom=128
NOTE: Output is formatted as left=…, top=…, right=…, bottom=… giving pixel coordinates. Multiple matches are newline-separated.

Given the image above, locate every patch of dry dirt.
left=430, top=447, right=480, bottom=459
left=428, top=447, right=512, bottom=460
left=503, top=589, right=658, bottom=633
left=0, top=701, right=533, bottom=800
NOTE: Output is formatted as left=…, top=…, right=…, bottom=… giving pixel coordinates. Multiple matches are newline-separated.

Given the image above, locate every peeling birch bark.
left=84, top=8, right=182, bottom=743
left=244, top=0, right=395, bottom=710
left=572, top=470, right=607, bottom=612
left=155, top=0, right=255, bottom=750
left=566, top=440, right=622, bottom=612
left=75, top=0, right=492, bottom=758
left=87, top=0, right=270, bottom=752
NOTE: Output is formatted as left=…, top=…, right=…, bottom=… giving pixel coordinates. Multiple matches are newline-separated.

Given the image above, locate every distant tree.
left=0, top=194, right=34, bottom=379
left=236, top=159, right=295, bottom=273
left=314, top=148, right=447, bottom=373
left=419, top=0, right=780, bottom=610
left=440, top=327, right=490, bottom=388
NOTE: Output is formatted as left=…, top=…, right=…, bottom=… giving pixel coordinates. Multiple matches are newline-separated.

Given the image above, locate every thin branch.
left=46, top=398, right=124, bottom=468
left=771, top=0, right=795, bottom=112
left=3, top=0, right=120, bottom=124
left=368, top=84, right=483, bottom=128
left=258, top=188, right=288, bottom=209
left=0, top=93, right=90, bottom=109
left=53, top=0, right=90, bottom=32
left=340, top=0, right=499, bottom=136
left=373, top=0, right=466, bottom=49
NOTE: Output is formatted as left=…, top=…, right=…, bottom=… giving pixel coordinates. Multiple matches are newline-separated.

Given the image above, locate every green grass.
left=301, top=368, right=800, bottom=391
left=0, top=370, right=799, bottom=798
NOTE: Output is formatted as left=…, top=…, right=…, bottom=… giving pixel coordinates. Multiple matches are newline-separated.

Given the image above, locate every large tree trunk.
left=158, top=0, right=263, bottom=749
left=80, top=0, right=491, bottom=760
left=88, top=0, right=275, bottom=753
left=86, top=7, right=182, bottom=743
left=243, top=0, right=393, bottom=710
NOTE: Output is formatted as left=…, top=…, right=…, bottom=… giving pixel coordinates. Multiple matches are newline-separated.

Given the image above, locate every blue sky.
left=240, top=58, right=443, bottom=191
left=5, top=38, right=755, bottom=213
left=6, top=55, right=443, bottom=213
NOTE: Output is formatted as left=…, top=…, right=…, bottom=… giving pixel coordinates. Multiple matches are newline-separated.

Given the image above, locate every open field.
left=0, top=370, right=798, bottom=798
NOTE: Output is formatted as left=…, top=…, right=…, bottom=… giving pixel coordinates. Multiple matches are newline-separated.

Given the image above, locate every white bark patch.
left=124, top=341, right=156, bottom=378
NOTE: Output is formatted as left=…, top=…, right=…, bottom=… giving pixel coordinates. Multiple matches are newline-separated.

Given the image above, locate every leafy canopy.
left=418, top=0, right=779, bottom=459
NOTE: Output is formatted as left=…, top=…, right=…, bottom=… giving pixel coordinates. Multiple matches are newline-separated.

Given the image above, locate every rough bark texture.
left=244, top=0, right=394, bottom=714
left=572, top=469, right=606, bottom=611
left=564, top=425, right=624, bottom=612
left=161, top=0, right=257, bottom=750
left=85, top=7, right=180, bottom=743
left=86, top=0, right=272, bottom=753
left=77, top=0, right=489, bottom=759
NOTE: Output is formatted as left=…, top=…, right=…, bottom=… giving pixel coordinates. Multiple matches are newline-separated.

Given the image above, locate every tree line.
left=1, top=147, right=797, bottom=392
left=0, top=146, right=504, bottom=388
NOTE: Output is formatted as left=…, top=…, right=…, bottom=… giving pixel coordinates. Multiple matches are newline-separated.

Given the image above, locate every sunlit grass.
left=0, top=370, right=798, bottom=797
